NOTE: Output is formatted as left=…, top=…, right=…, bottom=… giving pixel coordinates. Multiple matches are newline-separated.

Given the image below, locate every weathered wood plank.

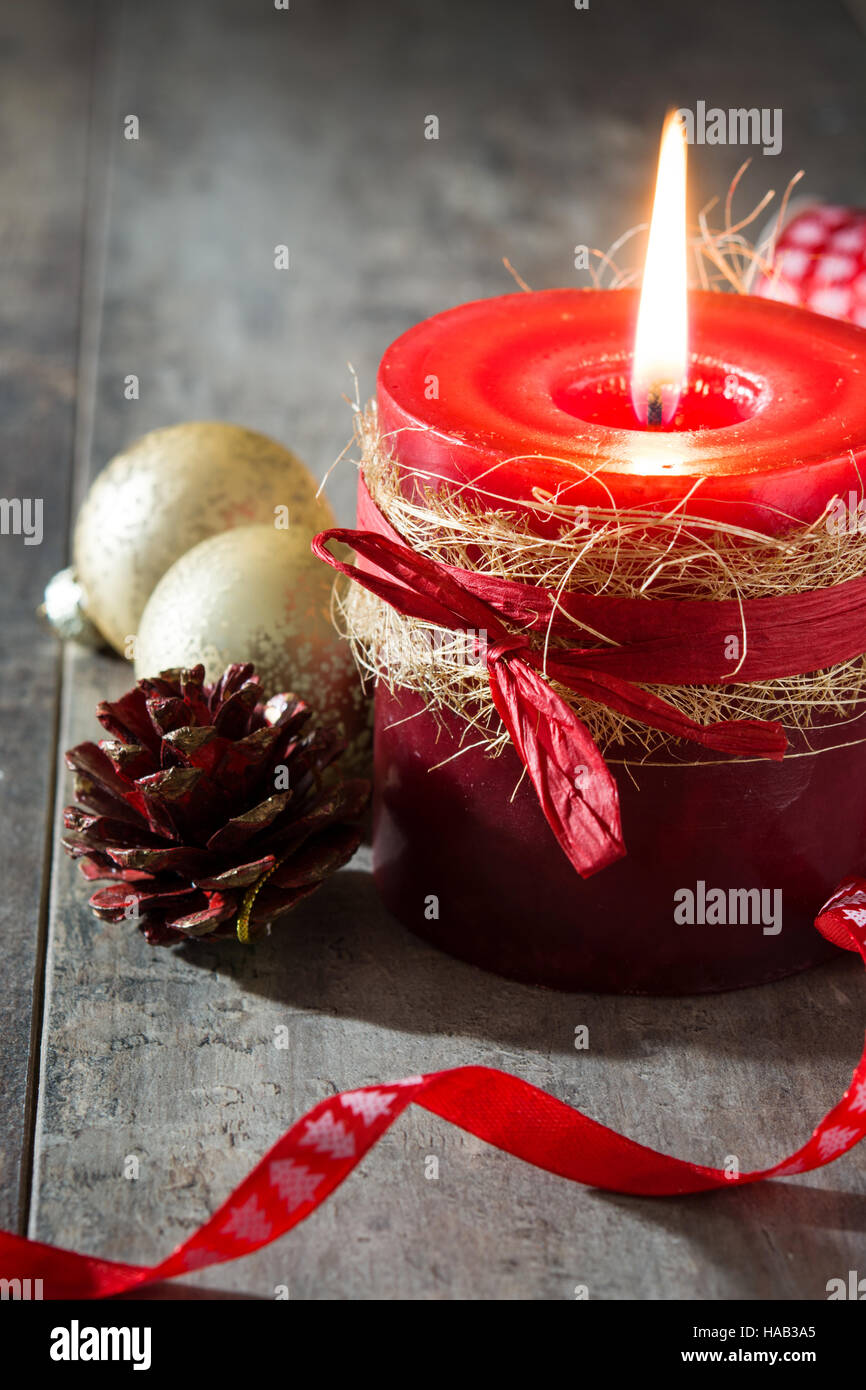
left=28, top=0, right=866, bottom=1297
left=0, top=0, right=96, bottom=1231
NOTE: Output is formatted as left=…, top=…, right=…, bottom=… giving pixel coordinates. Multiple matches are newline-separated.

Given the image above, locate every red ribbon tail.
left=0, top=1231, right=148, bottom=1299
left=815, top=876, right=866, bottom=953
left=548, top=658, right=788, bottom=761
left=487, top=655, right=625, bottom=877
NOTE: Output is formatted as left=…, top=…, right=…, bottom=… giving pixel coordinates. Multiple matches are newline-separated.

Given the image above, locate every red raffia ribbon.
left=1, top=883, right=865, bottom=1298
left=312, top=477, right=866, bottom=877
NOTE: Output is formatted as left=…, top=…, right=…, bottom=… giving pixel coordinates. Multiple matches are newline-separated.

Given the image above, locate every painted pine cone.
left=61, top=663, right=369, bottom=944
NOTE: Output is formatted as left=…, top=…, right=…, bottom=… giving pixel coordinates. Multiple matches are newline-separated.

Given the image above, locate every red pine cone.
left=62, top=663, right=369, bottom=944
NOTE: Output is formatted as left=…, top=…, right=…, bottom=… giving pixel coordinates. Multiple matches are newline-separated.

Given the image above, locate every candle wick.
left=647, top=384, right=663, bottom=428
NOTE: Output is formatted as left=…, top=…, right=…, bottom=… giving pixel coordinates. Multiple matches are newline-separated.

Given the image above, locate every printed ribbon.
left=1, top=883, right=865, bottom=1299
left=312, top=479, right=866, bottom=877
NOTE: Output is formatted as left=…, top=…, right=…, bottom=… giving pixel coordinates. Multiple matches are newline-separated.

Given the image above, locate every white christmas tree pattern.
left=340, top=1089, right=398, bottom=1125
left=218, top=1195, right=273, bottom=1245
left=816, top=1124, right=863, bottom=1160
left=771, top=1155, right=807, bottom=1178
left=300, top=1111, right=356, bottom=1160
left=268, top=1158, right=326, bottom=1211
left=849, top=1077, right=866, bottom=1114
left=175, top=1242, right=222, bottom=1273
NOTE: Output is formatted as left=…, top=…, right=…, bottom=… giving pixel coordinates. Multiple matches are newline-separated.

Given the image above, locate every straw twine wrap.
left=336, top=406, right=866, bottom=762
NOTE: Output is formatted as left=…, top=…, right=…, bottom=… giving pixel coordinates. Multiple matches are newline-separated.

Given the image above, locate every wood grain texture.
left=17, top=0, right=866, bottom=1297
left=0, top=0, right=95, bottom=1231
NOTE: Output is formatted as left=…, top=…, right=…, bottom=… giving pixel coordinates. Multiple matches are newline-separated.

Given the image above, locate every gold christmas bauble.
left=73, top=422, right=335, bottom=654
left=134, top=523, right=370, bottom=765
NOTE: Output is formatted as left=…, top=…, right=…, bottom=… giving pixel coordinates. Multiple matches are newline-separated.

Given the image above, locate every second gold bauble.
left=134, top=523, right=369, bottom=763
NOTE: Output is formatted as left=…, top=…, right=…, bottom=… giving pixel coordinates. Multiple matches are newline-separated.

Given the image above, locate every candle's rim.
left=376, top=287, right=866, bottom=531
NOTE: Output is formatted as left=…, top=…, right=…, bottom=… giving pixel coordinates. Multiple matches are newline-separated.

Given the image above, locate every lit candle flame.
left=631, top=111, right=688, bottom=428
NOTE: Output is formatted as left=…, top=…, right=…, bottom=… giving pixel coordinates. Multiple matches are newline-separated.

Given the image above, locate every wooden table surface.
left=3, top=0, right=866, bottom=1300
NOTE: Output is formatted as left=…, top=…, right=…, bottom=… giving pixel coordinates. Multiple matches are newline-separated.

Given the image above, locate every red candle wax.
left=366, top=287, right=866, bottom=993
left=373, top=686, right=847, bottom=994
left=378, top=287, right=866, bottom=535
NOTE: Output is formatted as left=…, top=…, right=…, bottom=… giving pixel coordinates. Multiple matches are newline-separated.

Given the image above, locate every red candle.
left=341, top=117, right=866, bottom=994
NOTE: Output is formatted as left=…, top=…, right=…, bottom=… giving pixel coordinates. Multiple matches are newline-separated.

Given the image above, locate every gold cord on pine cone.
left=236, top=860, right=281, bottom=944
